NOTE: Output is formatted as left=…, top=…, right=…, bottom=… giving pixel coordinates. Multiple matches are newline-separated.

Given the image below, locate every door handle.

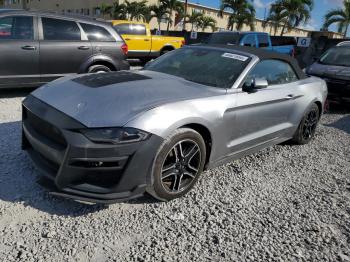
left=21, top=45, right=37, bottom=50
left=78, top=46, right=90, bottom=50
left=124, top=38, right=131, bottom=41
left=144, top=39, right=150, bottom=41
left=286, top=94, right=296, bottom=100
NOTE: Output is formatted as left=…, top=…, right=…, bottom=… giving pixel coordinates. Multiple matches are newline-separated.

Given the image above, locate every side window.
left=114, top=23, right=146, bottom=35
left=42, top=17, right=81, bottom=41
left=247, top=60, right=299, bottom=85
left=114, top=23, right=131, bottom=34
left=257, top=34, right=269, bottom=48
left=80, top=23, right=115, bottom=41
left=0, top=16, right=34, bottom=40
left=130, top=24, right=146, bottom=35
left=242, top=34, right=256, bottom=47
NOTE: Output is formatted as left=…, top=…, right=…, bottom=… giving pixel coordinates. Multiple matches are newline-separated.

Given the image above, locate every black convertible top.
left=199, top=44, right=307, bottom=80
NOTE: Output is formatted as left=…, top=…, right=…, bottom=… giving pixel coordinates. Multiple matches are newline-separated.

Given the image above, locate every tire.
left=160, top=48, right=173, bottom=56
left=87, top=64, right=112, bottom=73
left=292, top=103, right=320, bottom=145
left=140, top=57, right=151, bottom=64
left=147, top=128, right=206, bottom=201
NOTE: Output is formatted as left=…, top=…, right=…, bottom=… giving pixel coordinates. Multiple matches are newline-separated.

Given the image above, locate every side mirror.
left=242, top=78, right=268, bottom=93
left=253, top=78, right=268, bottom=89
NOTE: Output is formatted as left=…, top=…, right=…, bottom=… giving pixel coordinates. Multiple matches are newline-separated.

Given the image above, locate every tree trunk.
left=274, top=25, right=277, bottom=36
left=344, top=23, right=349, bottom=38
left=167, top=9, right=172, bottom=32
left=280, top=21, right=288, bottom=36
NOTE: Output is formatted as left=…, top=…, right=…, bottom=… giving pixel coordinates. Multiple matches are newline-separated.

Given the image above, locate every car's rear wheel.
left=87, top=64, right=112, bottom=73
left=160, top=48, right=174, bottom=56
left=292, top=103, right=320, bottom=145
left=148, top=128, right=206, bottom=201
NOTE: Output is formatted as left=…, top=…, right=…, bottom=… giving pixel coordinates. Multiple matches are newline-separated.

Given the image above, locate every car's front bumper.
left=320, top=77, right=350, bottom=104
left=22, top=95, right=163, bottom=204
left=326, top=79, right=350, bottom=103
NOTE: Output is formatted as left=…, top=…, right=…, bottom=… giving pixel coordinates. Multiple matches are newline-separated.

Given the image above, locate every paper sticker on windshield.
left=222, top=53, right=248, bottom=61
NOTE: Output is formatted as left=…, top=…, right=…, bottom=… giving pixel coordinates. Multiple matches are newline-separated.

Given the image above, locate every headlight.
left=80, top=128, right=150, bottom=144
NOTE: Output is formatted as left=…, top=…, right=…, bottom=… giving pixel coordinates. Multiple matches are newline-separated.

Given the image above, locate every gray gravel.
left=0, top=93, right=349, bottom=262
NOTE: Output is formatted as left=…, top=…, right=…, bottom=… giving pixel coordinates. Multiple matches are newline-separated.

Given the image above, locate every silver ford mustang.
left=22, top=45, right=327, bottom=203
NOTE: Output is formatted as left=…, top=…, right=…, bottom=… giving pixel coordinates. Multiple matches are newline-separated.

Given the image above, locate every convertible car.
left=22, top=45, right=327, bottom=203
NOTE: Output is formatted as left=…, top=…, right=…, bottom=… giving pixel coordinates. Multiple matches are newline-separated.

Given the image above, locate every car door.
left=79, top=22, right=125, bottom=66
left=229, top=59, right=300, bottom=153
left=39, top=17, right=92, bottom=82
left=114, top=23, right=151, bottom=57
left=0, top=15, right=40, bottom=88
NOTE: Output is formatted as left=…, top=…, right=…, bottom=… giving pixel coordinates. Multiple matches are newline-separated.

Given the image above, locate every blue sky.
left=194, top=0, right=346, bottom=34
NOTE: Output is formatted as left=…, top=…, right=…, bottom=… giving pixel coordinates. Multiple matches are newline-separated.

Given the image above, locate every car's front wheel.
left=292, top=103, right=320, bottom=145
left=148, top=128, right=206, bottom=201
left=87, top=64, right=112, bottom=73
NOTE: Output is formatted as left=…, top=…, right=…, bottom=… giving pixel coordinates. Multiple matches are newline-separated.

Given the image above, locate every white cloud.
left=253, top=0, right=272, bottom=9
left=323, top=0, right=343, bottom=6
left=299, top=18, right=318, bottom=31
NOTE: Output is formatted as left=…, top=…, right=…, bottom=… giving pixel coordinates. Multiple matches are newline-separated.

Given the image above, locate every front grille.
left=23, top=107, right=67, bottom=147
left=325, top=78, right=349, bottom=86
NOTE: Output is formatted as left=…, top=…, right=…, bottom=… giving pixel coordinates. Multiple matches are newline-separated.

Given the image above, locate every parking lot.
left=0, top=85, right=349, bottom=261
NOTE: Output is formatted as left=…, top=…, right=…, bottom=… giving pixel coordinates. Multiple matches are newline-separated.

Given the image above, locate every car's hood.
left=307, top=62, right=350, bottom=80
left=31, top=70, right=223, bottom=128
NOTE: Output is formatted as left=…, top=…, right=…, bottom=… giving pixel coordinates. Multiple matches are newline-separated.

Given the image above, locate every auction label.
left=222, top=53, right=248, bottom=61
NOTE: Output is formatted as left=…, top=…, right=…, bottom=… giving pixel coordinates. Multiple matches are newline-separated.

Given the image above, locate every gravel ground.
left=0, top=92, right=349, bottom=262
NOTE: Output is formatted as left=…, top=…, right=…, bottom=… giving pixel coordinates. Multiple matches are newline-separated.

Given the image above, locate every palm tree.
left=186, top=11, right=204, bottom=31
left=219, top=0, right=256, bottom=31
left=149, top=4, right=169, bottom=31
left=199, top=16, right=217, bottom=32
left=111, top=1, right=127, bottom=20
left=161, top=0, right=184, bottom=32
left=235, top=3, right=255, bottom=31
left=264, top=3, right=289, bottom=35
left=271, top=0, right=314, bottom=36
left=323, top=0, right=350, bottom=37
left=100, top=3, right=113, bottom=19
left=124, top=0, right=150, bottom=22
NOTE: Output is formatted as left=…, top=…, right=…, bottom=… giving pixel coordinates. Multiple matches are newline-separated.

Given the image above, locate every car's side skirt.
left=207, top=136, right=292, bottom=170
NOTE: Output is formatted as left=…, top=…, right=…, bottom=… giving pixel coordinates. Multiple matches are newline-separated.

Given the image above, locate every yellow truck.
left=112, top=20, right=185, bottom=62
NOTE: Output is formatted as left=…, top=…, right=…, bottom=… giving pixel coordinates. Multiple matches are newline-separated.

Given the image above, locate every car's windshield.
left=206, top=32, right=241, bottom=45
left=319, top=46, right=350, bottom=67
left=144, top=47, right=250, bottom=89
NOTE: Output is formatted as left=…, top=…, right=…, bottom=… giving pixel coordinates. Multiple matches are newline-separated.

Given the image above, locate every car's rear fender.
left=79, top=54, right=128, bottom=73
left=289, top=77, right=327, bottom=129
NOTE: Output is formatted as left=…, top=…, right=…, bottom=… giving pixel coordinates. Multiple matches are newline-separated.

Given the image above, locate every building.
left=2, top=0, right=343, bottom=38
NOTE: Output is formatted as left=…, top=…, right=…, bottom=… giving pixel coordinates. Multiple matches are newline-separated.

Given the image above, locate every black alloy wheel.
left=292, top=103, right=320, bottom=145
left=148, top=128, right=206, bottom=201
left=302, top=109, right=318, bottom=140
left=161, top=139, right=201, bottom=193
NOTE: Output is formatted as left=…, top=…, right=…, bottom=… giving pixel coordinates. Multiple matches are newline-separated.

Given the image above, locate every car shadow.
left=324, top=115, right=350, bottom=134
left=0, top=121, right=156, bottom=217
left=0, top=88, right=34, bottom=99
left=127, top=58, right=145, bottom=67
